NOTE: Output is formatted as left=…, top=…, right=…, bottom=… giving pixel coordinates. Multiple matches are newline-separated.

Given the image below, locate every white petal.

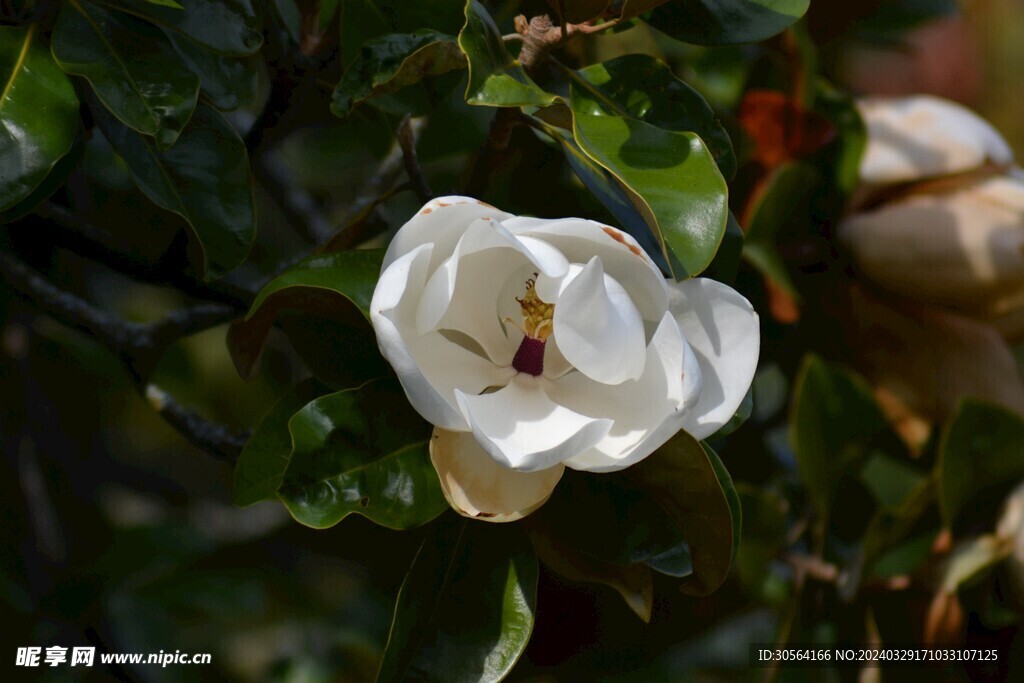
left=858, top=96, right=1014, bottom=185
left=430, top=428, right=564, bottom=523
left=547, top=313, right=698, bottom=472
left=505, top=216, right=668, bottom=321
left=669, top=278, right=760, bottom=440
left=415, top=219, right=569, bottom=364
left=455, top=375, right=613, bottom=472
left=371, top=244, right=516, bottom=430
left=553, top=257, right=646, bottom=384
left=382, top=196, right=515, bottom=271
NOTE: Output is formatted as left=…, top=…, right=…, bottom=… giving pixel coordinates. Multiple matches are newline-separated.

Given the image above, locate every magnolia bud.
left=857, top=95, right=1014, bottom=187
left=839, top=176, right=1024, bottom=318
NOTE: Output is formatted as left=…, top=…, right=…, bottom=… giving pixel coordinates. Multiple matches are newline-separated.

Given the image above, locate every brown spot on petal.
left=603, top=227, right=647, bottom=260
left=420, top=207, right=433, bottom=214
left=436, top=200, right=451, bottom=207
left=476, top=512, right=498, bottom=518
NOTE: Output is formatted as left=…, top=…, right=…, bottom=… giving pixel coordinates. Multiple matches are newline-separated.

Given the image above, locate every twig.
left=0, top=251, right=246, bottom=462
left=397, top=115, right=434, bottom=204
left=253, top=154, right=335, bottom=244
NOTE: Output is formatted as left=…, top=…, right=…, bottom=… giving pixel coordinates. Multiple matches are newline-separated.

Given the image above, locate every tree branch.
left=0, top=250, right=246, bottom=462
left=397, top=114, right=434, bottom=204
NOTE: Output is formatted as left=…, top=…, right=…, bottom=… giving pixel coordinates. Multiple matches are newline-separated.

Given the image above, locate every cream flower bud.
left=370, top=197, right=759, bottom=522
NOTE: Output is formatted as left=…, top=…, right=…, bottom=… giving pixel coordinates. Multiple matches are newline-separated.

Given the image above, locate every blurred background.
left=4, top=0, right=1024, bottom=681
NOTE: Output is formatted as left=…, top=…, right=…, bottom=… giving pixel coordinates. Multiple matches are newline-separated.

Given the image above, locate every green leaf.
left=0, top=25, right=79, bottom=211
left=278, top=377, right=448, bottom=530
left=713, top=385, right=753, bottom=439
left=870, top=531, right=937, bottom=579
left=233, top=378, right=328, bottom=507
left=91, top=0, right=263, bottom=56
left=855, top=0, right=959, bottom=39
left=92, top=101, right=256, bottom=280
left=52, top=1, right=199, bottom=150
left=532, top=470, right=691, bottom=571
left=530, top=526, right=653, bottom=622
left=570, top=106, right=728, bottom=279
left=643, top=0, right=811, bottom=46
left=734, top=485, right=788, bottom=596
left=0, top=137, right=84, bottom=222
left=627, top=430, right=739, bottom=595
left=166, top=32, right=260, bottom=112
left=572, top=54, right=736, bottom=179
left=378, top=517, right=537, bottom=682
left=144, top=0, right=184, bottom=8
left=860, top=452, right=925, bottom=510
left=228, top=249, right=384, bottom=379
left=459, top=0, right=559, bottom=107
left=332, top=30, right=466, bottom=118
left=546, top=0, right=611, bottom=23
left=938, top=400, right=1024, bottom=532
left=790, top=355, right=890, bottom=520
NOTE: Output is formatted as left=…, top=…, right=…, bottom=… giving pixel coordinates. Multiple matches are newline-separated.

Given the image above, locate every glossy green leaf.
left=627, top=430, right=738, bottom=595
left=939, top=400, right=1024, bottom=532
left=0, top=137, right=84, bottom=222
left=91, top=0, right=263, bottom=55
left=278, top=377, right=447, bottom=530
left=532, top=470, right=691, bottom=570
left=570, top=104, right=728, bottom=279
left=643, top=0, right=811, bottom=46
left=0, top=25, right=79, bottom=211
left=378, top=517, right=537, bottom=682
left=459, top=0, right=559, bottom=107
left=228, top=249, right=384, bottom=379
left=166, top=32, right=260, bottom=111
left=93, top=101, right=256, bottom=280
left=530, top=526, right=653, bottom=622
left=52, top=1, right=199, bottom=149
left=332, top=30, right=465, bottom=118
left=339, top=0, right=467, bottom=66
left=573, top=54, right=736, bottom=179
left=233, top=378, right=329, bottom=507
left=790, top=355, right=890, bottom=520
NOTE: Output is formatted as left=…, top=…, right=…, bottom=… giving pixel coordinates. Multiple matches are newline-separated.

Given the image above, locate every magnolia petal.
left=455, top=374, right=613, bottom=472
left=430, top=427, right=564, bottom=523
left=553, top=257, right=647, bottom=385
left=670, top=278, right=760, bottom=440
left=857, top=96, right=1014, bottom=185
left=551, top=312, right=698, bottom=472
left=372, top=244, right=515, bottom=430
left=505, top=216, right=668, bottom=322
left=382, top=196, right=515, bottom=271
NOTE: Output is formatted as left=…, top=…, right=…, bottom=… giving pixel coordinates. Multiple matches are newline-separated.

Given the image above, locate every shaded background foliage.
left=3, top=0, right=1024, bottom=681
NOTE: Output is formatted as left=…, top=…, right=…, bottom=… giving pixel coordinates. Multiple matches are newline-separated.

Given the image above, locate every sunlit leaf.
left=378, top=517, right=537, bottom=682
left=332, top=30, right=466, bottom=118
left=0, top=25, right=79, bottom=211
left=52, top=1, right=199, bottom=149
left=93, top=101, right=256, bottom=280
left=459, top=0, right=559, bottom=107
left=277, top=378, right=446, bottom=530
left=228, top=250, right=384, bottom=379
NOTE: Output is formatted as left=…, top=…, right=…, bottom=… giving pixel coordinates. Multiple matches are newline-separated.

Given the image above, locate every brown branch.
left=398, top=114, right=434, bottom=204
left=0, top=250, right=246, bottom=462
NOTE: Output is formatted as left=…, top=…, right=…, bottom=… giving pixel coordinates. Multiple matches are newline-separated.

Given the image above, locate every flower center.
left=511, top=274, right=554, bottom=376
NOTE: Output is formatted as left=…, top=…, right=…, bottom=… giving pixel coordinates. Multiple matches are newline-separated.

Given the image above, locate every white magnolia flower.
left=370, top=197, right=759, bottom=522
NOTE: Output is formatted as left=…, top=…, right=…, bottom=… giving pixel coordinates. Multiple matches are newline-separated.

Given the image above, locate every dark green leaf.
left=233, top=378, right=329, bottom=507
left=860, top=452, right=925, bottom=510
left=0, top=137, right=84, bottom=222
left=734, top=484, right=787, bottom=596
left=339, top=0, right=468, bottom=66
left=572, top=54, right=736, bottom=179
left=713, top=385, right=753, bottom=439
left=332, top=30, right=466, bottom=118
left=166, top=32, right=260, bottom=111
left=814, top=80, right=866, bottom=196
left=627, top=430, right=738, bottom=595
left=790, top=355, right=889, bottom=520
left=570, top=105, right=728, bottom=279
left=278, top=377, right=447, bottom=530
left=939, top=400, right=1024, bottom=531
left=546, top=0, right=611, bottom=23
left=870, top=531, right=937, bottom=579
left=93, top=101, right=256, bottom=280
left=378, top=517, right=537, bottom=682
left=91, top=0, right=263, bottom=55
left=644, top=0, right=811, bottom=46
left=52, top=1, right=199, bottom=149
left=228, top=249, right=384, bottom=379
left=530, top=526, right=653, bottom=622
left=459, top=0, right=559, bottom=107
left=855, top=0, right=959, bottom=39
left=0, top=25, right=79, bottom=211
